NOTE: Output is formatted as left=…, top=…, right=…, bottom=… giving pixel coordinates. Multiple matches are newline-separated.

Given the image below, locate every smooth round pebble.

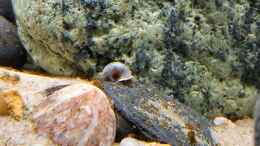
left=120, top=137, right=144, bottom=146
left=213, top=117, right=227, bottom=126
left=213, top=117, right=235, bottom=127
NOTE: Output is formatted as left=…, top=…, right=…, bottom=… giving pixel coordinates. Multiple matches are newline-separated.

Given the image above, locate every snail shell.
left=102, top=62, right=133, bottom=82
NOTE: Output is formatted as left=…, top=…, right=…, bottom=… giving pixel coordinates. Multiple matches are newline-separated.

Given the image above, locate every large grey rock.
left=12, top=0, right=260, bottom=118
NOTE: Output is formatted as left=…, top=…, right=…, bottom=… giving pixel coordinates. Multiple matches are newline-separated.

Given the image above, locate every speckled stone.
left=0, top=67, right=116, bottom=146
left=12, top=0, right=260, bottom=118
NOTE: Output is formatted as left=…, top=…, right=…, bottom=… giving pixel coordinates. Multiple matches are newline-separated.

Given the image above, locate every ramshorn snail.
left=102, top=62, right=133, bottom=82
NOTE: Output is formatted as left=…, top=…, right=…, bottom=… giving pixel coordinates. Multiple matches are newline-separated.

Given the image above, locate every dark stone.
left=102, top=81, right=217, bottom=146
left=0, top=16, right=26, bottom=67
left=0, top=0, right=15, bottom=22
left=255, top=97, right=260, bottom=146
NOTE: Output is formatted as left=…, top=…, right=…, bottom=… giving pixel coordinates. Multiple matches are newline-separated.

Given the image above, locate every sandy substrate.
left=213, top=118, right=254, bottom=146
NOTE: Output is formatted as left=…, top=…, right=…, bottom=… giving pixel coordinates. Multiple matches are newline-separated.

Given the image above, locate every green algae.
left=13, top=0, right=260, bottom=118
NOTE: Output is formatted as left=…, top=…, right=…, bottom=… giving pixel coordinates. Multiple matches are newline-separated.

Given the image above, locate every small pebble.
left=120, top=137, right=142, bottom=146
left=214, top=117, right=227, bottom=126
left=213, top=117, right=235, bottom=127
left=119, top=137, right=171, bottom=146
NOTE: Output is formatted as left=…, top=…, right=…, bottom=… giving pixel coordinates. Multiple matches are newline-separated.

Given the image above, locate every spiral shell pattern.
left=102, top=62, right=133, bottom=82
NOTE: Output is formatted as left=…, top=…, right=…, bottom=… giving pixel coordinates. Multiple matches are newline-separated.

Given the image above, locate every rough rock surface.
left=0, top=67, right=116, bottom=146
left=0, top=16, right=26, bottom=67
left=12, top=0, right=260, bottom=118
left=103, top=81, right=217, bottom=146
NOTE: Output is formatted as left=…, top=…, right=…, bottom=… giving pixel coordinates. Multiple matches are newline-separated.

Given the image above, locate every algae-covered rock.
left=12, top=0, right=260, bottom=117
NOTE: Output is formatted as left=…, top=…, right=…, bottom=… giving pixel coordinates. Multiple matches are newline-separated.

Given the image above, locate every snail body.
left=102, top=62, right=133, bottom=82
